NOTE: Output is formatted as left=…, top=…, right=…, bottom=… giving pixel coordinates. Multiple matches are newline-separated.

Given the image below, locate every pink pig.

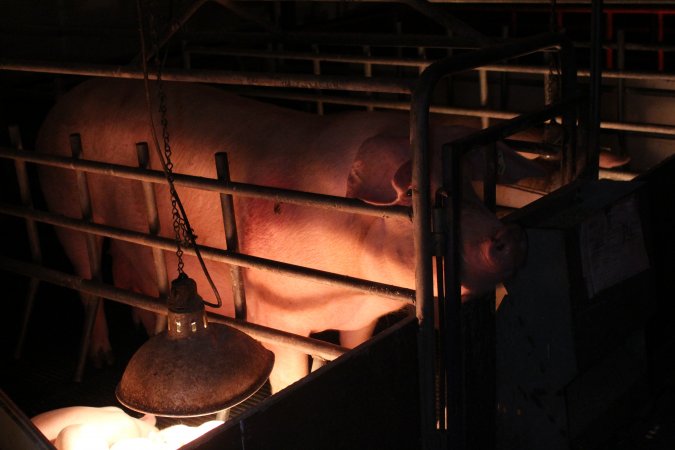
left=36, top=79, right=542, bottom=392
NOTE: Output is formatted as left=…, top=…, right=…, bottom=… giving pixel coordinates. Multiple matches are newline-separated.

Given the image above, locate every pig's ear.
left=347, top=135, right=412, bottom=206
left=467, top=141, right=548, bottom=184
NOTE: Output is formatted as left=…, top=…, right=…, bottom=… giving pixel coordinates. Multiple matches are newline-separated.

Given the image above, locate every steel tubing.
left=215, top=152, right=248, bottom=321
left=0, top=59, right=413, bottom=94
left=0, top=256, right=347, bottom=361
left=0, top=146, right=411, bottom=220
left=0, top=202, right=415, bottom=304
left=411, top=32, right=575, bottom=447
left=9, top=126, right=42, bottom=360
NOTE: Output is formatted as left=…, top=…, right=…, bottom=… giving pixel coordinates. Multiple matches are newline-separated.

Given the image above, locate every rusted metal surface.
left=117, top=276, right=274, bottom=417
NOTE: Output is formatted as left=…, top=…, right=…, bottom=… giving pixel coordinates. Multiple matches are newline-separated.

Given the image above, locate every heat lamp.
left=116, top=275, right=274, bottom=417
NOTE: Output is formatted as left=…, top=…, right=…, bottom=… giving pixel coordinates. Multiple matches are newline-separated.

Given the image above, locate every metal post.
left=363, top=45, right=374, bottom=112
left=215, top=152, right=247, bottom=321
left=311, top=44, right=324, bottom=115
left=10, top=125, right=43, bottom=359
left=479, top=69, right=489, bottom=129
left=136, top=142, right=168, bottom=335
left=70, top=133, right=103, bottom=382
left=443, top=143, right=465, bottom=450
left=617, top=29, right=626, bottom=156
left=586, top=0, right=604, bottom=180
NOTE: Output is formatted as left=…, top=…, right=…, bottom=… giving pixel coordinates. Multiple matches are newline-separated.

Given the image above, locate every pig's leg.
left=53, top=227, right=113, bottom=368
left=264, top=342, right=310, bottom=394
left=109, top=243, right=160, bottom=338
left=339, top=321, right=378, bottom=349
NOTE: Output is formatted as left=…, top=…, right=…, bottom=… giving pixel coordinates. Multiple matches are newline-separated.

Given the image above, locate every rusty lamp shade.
left=116, top=276, right=274, bottom=417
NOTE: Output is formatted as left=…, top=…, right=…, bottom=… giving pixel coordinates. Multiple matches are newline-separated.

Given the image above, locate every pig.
left=31, top=406, right=158, bottom=450
left=36, top=79, right=543, bottom=392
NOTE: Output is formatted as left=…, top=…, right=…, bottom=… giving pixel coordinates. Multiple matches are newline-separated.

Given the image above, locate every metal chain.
left=137, top=0, right=222, bottom=307
left=149, top=11, right=191, bottom=275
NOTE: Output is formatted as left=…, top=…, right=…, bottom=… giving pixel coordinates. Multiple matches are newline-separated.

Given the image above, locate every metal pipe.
left=0, top=59, right=413, bottom=94
left=136, top=142, right=169, bottom=336
left=0, top=202, right=416, bottom=304
left=184, top=46, right=675, bottom=82
left=0, top=256, right=347, bottom=361
left=0, top=146, right=411, bottom=220
left=215, top=152, right=247, bottom=321
left=411, top=32, right=575, bottom=446
left=70, top=133, right=103, bottom=382
left=9, top=125, right=42, bottom=360
left=586, top=0, right=604, bottom=180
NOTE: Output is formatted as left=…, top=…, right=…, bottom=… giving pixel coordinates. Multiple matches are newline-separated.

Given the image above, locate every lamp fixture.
left=116, top=275, right=274, bottom=417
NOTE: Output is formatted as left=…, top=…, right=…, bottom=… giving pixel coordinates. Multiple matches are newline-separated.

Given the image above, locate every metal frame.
left=409, top=32, right=577, bottom=448
left=2, top=31, right=579, bottom=450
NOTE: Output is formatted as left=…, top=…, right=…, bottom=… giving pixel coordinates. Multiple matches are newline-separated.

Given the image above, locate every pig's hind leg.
left=52, top=226, right=113, bottom=368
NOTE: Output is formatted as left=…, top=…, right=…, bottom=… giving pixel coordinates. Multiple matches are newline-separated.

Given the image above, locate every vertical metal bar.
left=560, top=36, right=578, bottom=183
left=411, top=69, right=437, bottom=450
left=499, top=26, right=510, bottom=111
left=586, top=0, right=603, bottom=180
left=483, top=142, right=497, bottom=213
left=617, top=29, right=626, bottom=156
left=215, top=152, right=247, bottom=321
left=10, top=125, right=43, bottom=359
left=70, top=133, right=102, bottom=382
left=479, top=69, right=489, bottom=129
left=443, top=143, right=465, bottom=450
left=136, top=142, right=168, bottom=335
left=311, top=44, right=324, bottom=115
left=657, top=12, right=665, bottom=71
left=363, top=45, right=374, bottom=112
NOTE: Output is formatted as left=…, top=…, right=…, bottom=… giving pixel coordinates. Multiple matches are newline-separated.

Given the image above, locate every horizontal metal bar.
left=0, top=202, right=416, bottom=303
left=233, top=89, right=675, bottom=138
left=0, top=59, right=413, bottom=94
left=187, top=45, right=675, bottom=84
left=0, top=255, right=347, bottom=361
left=0, top=147, right=411, bottom=220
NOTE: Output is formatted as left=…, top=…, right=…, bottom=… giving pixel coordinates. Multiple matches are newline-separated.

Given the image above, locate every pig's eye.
left=406, top=188, right=413, bottom=197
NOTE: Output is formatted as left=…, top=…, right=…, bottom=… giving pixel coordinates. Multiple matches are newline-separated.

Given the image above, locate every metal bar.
left=559, top=34, right=579, bottom=183
left=479, top=69, right=489, bottom=129
left=9, top=125, right=42, bottom=360
left=0, top=256, right=347, bottom=361
left=184, top=46, right=675, bottom=82
left=215, top=152, right=247, bottom=321
left=411, top=33, right=574, bottom=447
left=0, top=60, right=413, bottom=94
left=136, top=142, right=169, bottom=335
left=586, top=0, right=604, bottom=180
left=0, top=202, right=416, bottom=304
left=6, top=53, right=675, bottom=85
left=311, top=44, right=324, bottom=115
left=443, top=143, right=464, bottom=449
left=616, top=29, right=627, bottom=155
left=0, top=147, right=411, bottom=220
left=70, top=133, right=102, bottom=383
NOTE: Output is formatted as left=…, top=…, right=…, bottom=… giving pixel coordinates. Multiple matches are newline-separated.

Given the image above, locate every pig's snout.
left=488, top=224, right=527, bottom=275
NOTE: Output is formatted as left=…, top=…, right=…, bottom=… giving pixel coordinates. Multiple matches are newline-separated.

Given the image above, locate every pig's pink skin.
left=37, top=79, right=538, bottom=391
